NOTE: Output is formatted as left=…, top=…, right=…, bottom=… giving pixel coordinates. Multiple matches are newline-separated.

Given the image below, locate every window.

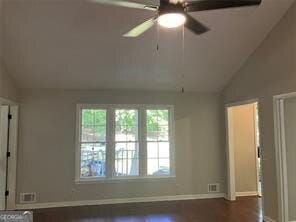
left=76, top=105, right=174, bottom=182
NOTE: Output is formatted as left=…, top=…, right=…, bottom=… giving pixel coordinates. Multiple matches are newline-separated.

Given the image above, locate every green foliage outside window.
left=82, top=109, right=106, bottom=125
left=116, top=110, right=137, bottom=134
left=82, top=108, right=169, bottom=136
left=82, top=109, right=106, bottom=141
left=146, top=110, right=169, bottom=132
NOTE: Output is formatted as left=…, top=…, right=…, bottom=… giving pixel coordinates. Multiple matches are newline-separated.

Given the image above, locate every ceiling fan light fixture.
left=158, top=13, right=186, bottom=28
left=91, top=0, right=262, bottom=37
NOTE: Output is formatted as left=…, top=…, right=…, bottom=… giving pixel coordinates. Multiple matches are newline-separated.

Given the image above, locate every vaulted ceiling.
left=2, top=0, right=295, bottom=92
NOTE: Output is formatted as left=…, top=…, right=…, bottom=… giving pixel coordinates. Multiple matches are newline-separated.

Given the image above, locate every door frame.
left=0, top=105, right=9, bottom=210
left=273, top=92, right=296, bottom=222
left=225, top=98, right=264, bottom=207
left=0, top=97, right=19, bottom=210
left=253, top=103, right=262, bottom=197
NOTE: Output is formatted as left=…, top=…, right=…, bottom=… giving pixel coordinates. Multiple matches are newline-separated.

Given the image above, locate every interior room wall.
left=0, top=0, right=18, bottom=102
left=16, top=89, right=225, bottom=204
left=0, top=65, right=18, bottom=102
left=230, top=104, right=258, bottom=194
left=222, top=2, right=296, bottom=220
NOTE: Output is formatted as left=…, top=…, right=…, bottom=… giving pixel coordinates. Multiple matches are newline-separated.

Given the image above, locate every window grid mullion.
left=169, top=107, right=175, bottom=176
left=77, top=108, right=83, bottom=179
left=106, top=107, right=115, bottom=179
left=139, top=108, right=147, bottom=177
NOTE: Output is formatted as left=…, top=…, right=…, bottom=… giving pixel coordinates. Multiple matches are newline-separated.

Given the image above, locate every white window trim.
left=75, top=104, right=175, bottom=183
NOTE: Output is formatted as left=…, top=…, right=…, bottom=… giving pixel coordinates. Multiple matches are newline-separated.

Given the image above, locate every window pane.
left=80, top=143, right=106, bottom=178
left=147, top=125, right=158, bottom=141
left=94, top=125, right=106, bottom=141
left=158, top=126, right=169, bottom=141
left=147, top=110, right=169, bottom=126
left=158, top=159, right=170, bottom=175
left=82, top=125, right=106, bottom=142
left=147, top=109, right=169, bottom=141
left=93, top=109, right=107, bottom=125
left=127, top=126, right=137, bottom=141
left=115, top=142, right=139, bottom=176
left=82, top=109, right=106, bottom=125
left=115, top=125, right=125, bottom=141
left=115, top=109, right=138, bottom=142
left=158, top=142, right=169, bottom=158
left=147, top=158, right=170, bottom=176
left=147, top=159, right=158, bottom=176
left=147, top=109, right=170, bottom=176
left=81, top=109, right=106, bottom=142
left=147, top=142, right=169, bottom=159
left=147, top=142, right=158, bottom=158
left=82, top=125, right=95, bottom=142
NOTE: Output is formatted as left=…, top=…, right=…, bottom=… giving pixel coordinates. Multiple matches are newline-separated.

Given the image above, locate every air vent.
left=208, top=184, right=220, bottom=193
left=20, top=193, right=36, bottom=204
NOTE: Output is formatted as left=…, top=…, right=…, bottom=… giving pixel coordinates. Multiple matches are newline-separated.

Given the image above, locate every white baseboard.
left=15, top=193, right=226, bottom=210
left=236, top=191, right=258, bottom=197
left=263, top=216, right=276, bottom=222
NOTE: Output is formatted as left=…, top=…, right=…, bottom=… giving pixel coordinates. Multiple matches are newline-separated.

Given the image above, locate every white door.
left=283, top=97, right=296, bottom=222
left=0, top=106, right=9, bottom=210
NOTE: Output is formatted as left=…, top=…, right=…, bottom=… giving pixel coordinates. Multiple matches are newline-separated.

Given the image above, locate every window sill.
left=75, top=175, right=176, bottom=184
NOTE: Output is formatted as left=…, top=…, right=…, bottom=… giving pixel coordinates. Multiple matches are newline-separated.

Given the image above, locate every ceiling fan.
left=90, top=0, right=262, bottom=37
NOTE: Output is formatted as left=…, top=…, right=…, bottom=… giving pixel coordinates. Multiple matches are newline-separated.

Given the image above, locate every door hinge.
left=5, top=190, right=9, bottom=196
left=7, top=152, right=11, bottom=158
left=8, top=114, right=12, bottom=120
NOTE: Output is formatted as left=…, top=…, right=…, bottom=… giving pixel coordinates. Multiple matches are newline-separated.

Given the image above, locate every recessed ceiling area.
left=2, top=0, right=295, bottom=92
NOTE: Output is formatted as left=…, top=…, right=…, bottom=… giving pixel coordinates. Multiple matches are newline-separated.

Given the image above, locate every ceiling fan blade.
left=90, top=0, right=158, bottom=11
left=185, top=14, right=209, bottom=35
left=185, top=0, right=262, bottom=12
left=123, top=17, right=157, bottom=37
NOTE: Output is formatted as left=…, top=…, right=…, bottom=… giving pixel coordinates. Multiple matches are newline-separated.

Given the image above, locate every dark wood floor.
left=33, top=196, right=262, bottom=222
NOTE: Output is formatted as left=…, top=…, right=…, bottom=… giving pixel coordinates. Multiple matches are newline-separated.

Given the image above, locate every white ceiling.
left=2, top=0, right=295, bottom=92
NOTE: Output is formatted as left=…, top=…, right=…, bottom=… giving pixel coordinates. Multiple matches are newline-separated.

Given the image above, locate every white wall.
left=0, top=65, right=18, bottom=102
left=16, top=89, right=225, bottom=204
left=222, top=2, right=296, bottom=220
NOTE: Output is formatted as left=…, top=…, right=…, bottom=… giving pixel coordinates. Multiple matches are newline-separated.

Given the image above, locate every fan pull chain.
left=157, top=24, right=159, bottom=51
left=181, top=25, right=185, bottom=93
left=154, top=22, right=160, bottom=84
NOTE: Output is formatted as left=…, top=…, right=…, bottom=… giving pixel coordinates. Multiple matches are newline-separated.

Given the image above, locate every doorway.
left=226, top=100, right=263, bottom=201
left=0, top=101, right=19, bottom=210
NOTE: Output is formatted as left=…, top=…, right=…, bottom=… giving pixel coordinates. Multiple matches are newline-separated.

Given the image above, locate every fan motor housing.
left=158, top=2, right=185, bottom=16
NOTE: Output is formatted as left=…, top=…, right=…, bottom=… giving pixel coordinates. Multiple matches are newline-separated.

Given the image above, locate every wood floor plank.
left=33, top=197, right=262, bottom=222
